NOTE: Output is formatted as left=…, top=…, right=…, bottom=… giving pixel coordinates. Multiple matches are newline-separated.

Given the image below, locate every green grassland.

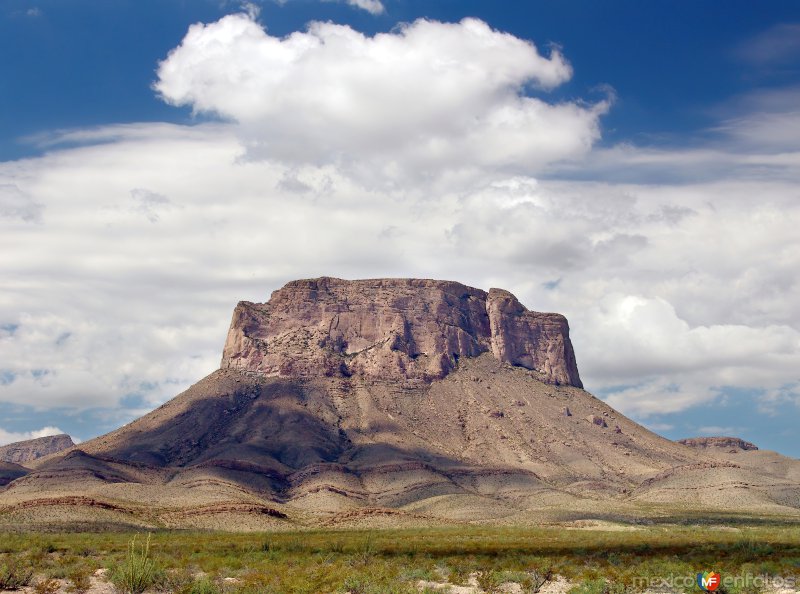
left=1, top=522, right=799, bottom=593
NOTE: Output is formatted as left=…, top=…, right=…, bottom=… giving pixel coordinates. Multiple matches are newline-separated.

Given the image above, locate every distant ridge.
left=0, top=434, right=74, bottom=465
left=678, top=437, right=758, bottom=451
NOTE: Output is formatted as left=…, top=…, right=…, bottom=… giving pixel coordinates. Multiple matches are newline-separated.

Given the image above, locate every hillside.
left=1, top=278, right=798, bottom=530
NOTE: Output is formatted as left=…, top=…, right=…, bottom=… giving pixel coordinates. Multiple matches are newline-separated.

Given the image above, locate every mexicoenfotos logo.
left=632, top=573, right=795, bottom=591
left=697, top=571, right=721, bottom=591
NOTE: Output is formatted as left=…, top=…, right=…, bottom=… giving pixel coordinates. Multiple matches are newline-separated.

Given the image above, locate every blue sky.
left=4, top=0, right=799, bottom=159
left=1, top=0, right=799, bottom=457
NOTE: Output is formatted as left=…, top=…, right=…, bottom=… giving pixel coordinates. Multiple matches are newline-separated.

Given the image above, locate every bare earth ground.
left=1, top=571, right=798, bottom=594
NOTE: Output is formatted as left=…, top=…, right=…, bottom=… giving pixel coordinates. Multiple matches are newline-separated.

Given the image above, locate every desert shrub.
left=33, top=577, right=60, bottom=594
left=340, top=574, right=417, bottom=593
left=235, top=570, right=274, bottom=593
left=41, top=543, right=57, bottom=555
left=186, top=577, right=221, bottom=594
left=516, top=568, right=553, bottom=593
left=476, top=569, right=503, bottom=593
left=347, top=539, right=375, bottom=568
left=568, top=578, right=627, bottom=594
left=717, top=575, right=765, bottom=594
left=445, top=559, right=475, bottom=586
left=110, top=533, right=162, bottom=594
left=327, top=539, right=346, bottom=554
left=154, top=567, right=194, bottom=593
left=573, top=580, right=598, bottom=594
left=397, top=566, right=436, bottom=581
left=0, top=556, right=34, bottom=590
left=259, top=539, right=274, bottom=553
left=277, top=537, right=306, bottom=553
left=259, top=539, right=282, bottom=562
left=485, top=568, right=552, bottom=593
left=67, top=567, right=93, bottom=593
left=631, top=557, right=693, bottom=584
left=732, top=538, right=774, bottom=558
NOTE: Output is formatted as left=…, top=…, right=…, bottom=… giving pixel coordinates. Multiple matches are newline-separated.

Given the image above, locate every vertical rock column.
left=486, top=288, right=583, bottom=388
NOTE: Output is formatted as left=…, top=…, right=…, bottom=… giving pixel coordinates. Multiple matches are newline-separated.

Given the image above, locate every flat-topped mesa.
left=0, top=434, right=74, bottom=465
left=221, top=277, right=583, bottom=387
left=678, top=437, right=759, bottom=451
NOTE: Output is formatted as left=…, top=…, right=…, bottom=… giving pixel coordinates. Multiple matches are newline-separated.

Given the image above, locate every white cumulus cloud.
left=0, top=184, right=42, bottom=222
left=154, top=13, right=605, bottom=181
left=343, top=0, right=385, bottom=15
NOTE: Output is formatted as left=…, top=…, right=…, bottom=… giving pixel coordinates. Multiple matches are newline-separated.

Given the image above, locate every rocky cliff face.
left=221, top=277, right=583, bottom=387
left=0, top=434, right=74, bottom=465
left=678, top=437, right=759, bottom=451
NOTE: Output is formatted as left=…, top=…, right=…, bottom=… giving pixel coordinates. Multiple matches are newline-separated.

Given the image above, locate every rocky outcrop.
left=678, top=437, right=758, bottom=451
left=587, top=414, right=607, bottom=428
left=0, top=434, right=74, bottom=465
left=486, top=288, right=582, bottom=387
left=221, top=277, right=583, bottom=387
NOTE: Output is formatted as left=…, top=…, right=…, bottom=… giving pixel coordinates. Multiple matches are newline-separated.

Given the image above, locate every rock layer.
left=221, top=277, right=583, bottom=387
left=678, top=437, right=758, bottom=451
left=0, top=434, right=74, bottom=465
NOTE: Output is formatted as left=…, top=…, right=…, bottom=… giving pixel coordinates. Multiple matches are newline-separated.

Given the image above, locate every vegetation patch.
left=0, top=555, right=33, bottom=590
left=0, top=524, right=797, bottom=593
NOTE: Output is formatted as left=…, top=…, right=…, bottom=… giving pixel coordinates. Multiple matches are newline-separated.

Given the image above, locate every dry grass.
left=0, top=523, right=798, bottom=593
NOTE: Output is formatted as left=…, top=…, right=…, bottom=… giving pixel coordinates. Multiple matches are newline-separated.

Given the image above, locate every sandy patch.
left=416, top=573, right=573, bottom=594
